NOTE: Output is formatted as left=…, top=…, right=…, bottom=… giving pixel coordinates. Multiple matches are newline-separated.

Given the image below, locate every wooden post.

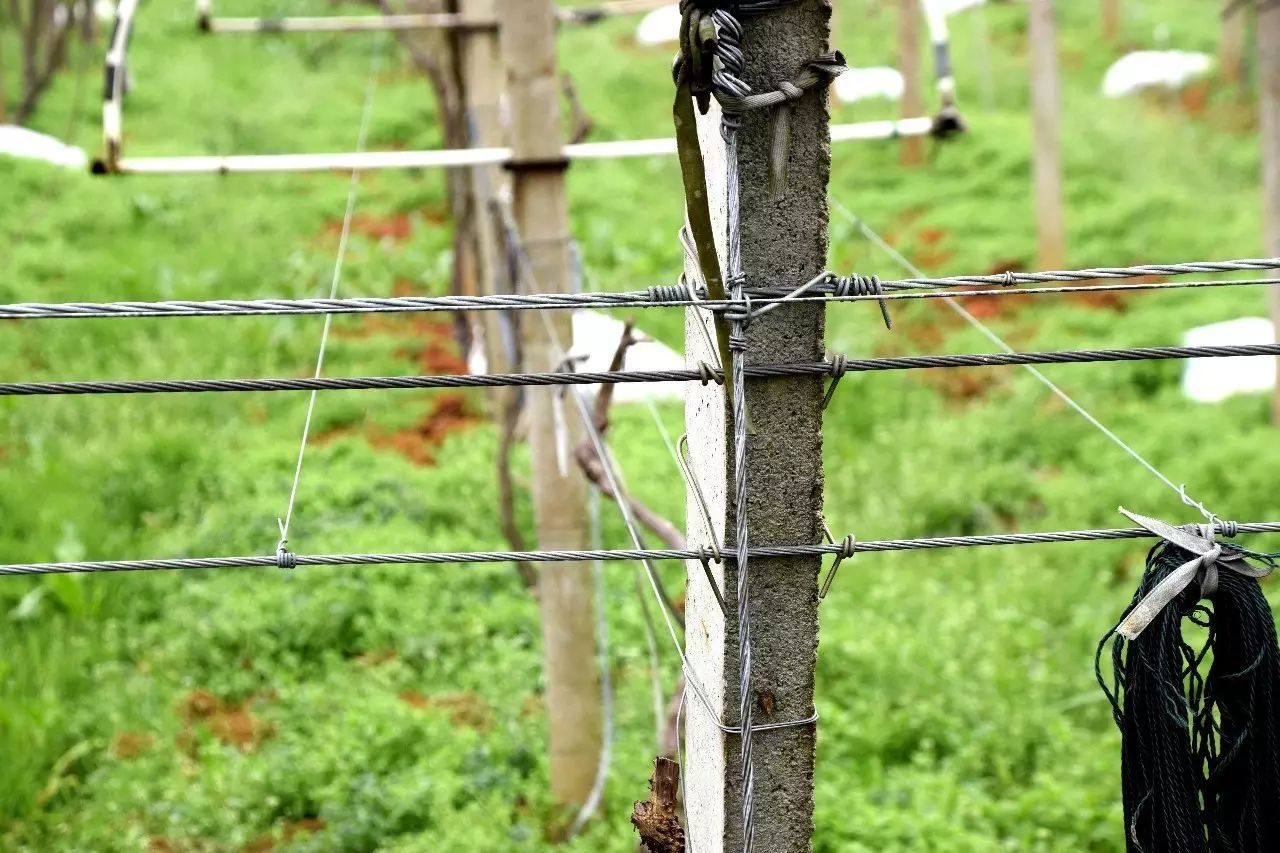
left=683, top=2, right=829, bottom=850
left=459, top=0, right=511, bottom=385
left=498, top=0, right=603, bottom=811
left=1029, top=0, right=1066, bottom=269
left=1101, top=0, right=1119, bottom=41
left=1260, top=1, right=1280, bottom=425
left=898, top=0, right=924, bottom=166
left=1222, top=0, right=1246, bottom=86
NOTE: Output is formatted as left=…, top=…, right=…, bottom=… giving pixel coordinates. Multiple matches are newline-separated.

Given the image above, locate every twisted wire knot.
left=697, top=361, right=723, bottom=386
left=777, top=81, right=804, bottom=102
left=999, top=271, right=1017, bottom=287
left=822, top=354, right=848, bottom=409
left=832, top=274, right=882, bottom=298
left=833, top=274, right=892, bottom=330
left=818, top=533, right=856, bottom=599
left=648, top=283, right=691, bottom=304
left=698, top=544, right=723, bottom=565
left=828, top=353, right=848, bottom=380
left=275, top=540, right=297, bottom=570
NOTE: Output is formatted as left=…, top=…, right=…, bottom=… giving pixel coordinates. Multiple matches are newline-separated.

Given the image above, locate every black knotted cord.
left=1098, top=535, right=1280, bottom=852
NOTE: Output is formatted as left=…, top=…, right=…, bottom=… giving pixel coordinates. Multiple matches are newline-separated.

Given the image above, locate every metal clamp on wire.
left=1113, top=508, right=1269, bottom=640
left=822, top=354, right=848, bottom=410
left=818, top=524, right=856, bottom=600
left=275, top=539, right=297, bottom=570
left=832, top=273, right=892, bottom=330
left=696, top=361, right=723, bottom=386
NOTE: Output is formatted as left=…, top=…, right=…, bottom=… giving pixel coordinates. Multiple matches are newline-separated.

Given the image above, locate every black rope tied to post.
left=1097, top=509, right=1280, bottom=851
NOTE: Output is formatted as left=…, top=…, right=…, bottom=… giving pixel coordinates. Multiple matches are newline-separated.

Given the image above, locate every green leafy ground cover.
left=2, top=0, right=1279, bottom=849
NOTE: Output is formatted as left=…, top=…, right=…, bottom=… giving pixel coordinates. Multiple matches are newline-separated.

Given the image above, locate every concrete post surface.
left=683, top=2, right=831, bottom=850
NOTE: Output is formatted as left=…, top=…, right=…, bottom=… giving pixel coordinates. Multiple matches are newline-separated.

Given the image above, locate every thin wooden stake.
left=898, top=0, right=924, bottom=166
left=1029, top=0, right=1066, bottom=269
left=1260, top=1, right=1280, bottom=424
left=1222, top=0, right=1247, bottom=86
left=499, top=0, right=603, bottom=811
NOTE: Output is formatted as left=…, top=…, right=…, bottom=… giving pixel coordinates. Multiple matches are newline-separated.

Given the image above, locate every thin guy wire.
left=279, top=34, right=384, bottom=546
left=512, top=218, right=739, bottom=746
left=498, top=196, right=685, bottom=630
left=6, top=520, right=1280, bottom=575
left=721, top=93, right=757, bottom=851
left=6, top=266, right=1277, bottom=321
left=499, top=198, right=786, bottom=752
left=576, top=246, right=675, bottom=753
left=831, top=198, right=1225, bottom=526
left=8, top=343, right=1280, bottom=397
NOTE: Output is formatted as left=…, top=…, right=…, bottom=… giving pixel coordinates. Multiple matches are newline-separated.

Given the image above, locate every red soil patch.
left=917, top=227, right=948, bottom=246
left=177, top=690, right=276, bottom=754
left=368, top=393, right=481, bottom=466
left=985, top=258, right=1029, bottom=277
left=1062, top=272, right=1164, bottom=312
left=243, top=819, right=328, bottom=853
left=913, top=249, right=954, bottom=269
left=398, top=690, right=495, bottom=731
left=922, top=367, right=1003, bottom=405
left=945, top=258, right=1031, bottom=320
left=1179, top=80, right=1211, bottom=117
left=325, top=212, right=413, bottom=243
left=148, top=838, right=215, bottom=852
left=899, top=322, right=946, bottom=352
left=112, top=732, right=156, bottom=760
left=395, top=318, right=470, bottom=375
left=311, top=393, right=480, bottom=466
left=330, top=299, right=468, bottom=375
left=354, top=648, right=398, bottom=667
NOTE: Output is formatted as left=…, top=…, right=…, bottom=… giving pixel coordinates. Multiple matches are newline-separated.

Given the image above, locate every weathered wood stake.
left=1260, top=1, right=1280, bottom=425
left=1221, top=0, right=1247, bottom=86
left=898, top=0, right=924, bottom=166
left=1101, top=0, right=1120, bottom=41
left=498, top=0, right=603, bottom=809
left=1029, top=0, right=1066, bottom=269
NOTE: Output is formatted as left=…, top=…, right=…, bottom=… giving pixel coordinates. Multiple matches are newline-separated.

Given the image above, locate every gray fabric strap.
left=1114, top=508, right=1273, bottom=639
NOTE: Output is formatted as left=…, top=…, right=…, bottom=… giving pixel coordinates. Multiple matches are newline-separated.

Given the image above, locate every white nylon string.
left=830, top=197, right=1221, bottom=524
left=278, top=35, right=386, bottom=546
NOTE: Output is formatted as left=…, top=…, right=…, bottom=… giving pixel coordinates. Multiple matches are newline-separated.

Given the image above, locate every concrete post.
left=498, top=0, right=603, bottom=810
left=682, top=2, right=830, bottom=851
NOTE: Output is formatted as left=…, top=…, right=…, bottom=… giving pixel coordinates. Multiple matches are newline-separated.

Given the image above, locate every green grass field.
left=3, top=0, right=1280, bottom=849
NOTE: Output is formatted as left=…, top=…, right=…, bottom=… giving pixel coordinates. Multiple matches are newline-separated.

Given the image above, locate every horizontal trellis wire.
left=3, top=258, right=1276, bottom=320
left=5, top=343, right=1280, bottom=397
left=5, top=521, right=1280, bottom=576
